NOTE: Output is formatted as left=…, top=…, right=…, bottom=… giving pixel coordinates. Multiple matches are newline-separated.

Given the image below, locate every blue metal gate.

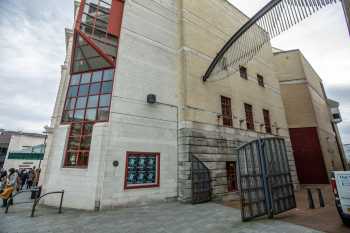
left=238, top=137, right=296, bottom=221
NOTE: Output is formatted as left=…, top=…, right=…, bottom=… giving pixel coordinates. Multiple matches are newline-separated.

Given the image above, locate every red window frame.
left=61, top=0, right=124, bottom=169
left=221, top=96, right=233, bottom=127
left=244, top=103, right=255, bottom=131
left=63, top=122, right=93, bottom=168
left=61, top=68, right=115, bottom=125
left=263, top=109, right=272, bottom=134
left=239, top=66, right=248, bottom=79
left=124, top=152, right=160, bottom=190
left=257, top=74, right=264, bottom=87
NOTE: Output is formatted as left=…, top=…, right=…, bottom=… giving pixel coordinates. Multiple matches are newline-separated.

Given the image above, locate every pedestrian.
left=0, top=170, right=7, bottom=193
left=27, top=169, right=34, bottom=189
left=20, top=170, right=28, bottom=190
left=0, top=168, right=18, bottom=207
left=16, top=170, right=21, bottom=192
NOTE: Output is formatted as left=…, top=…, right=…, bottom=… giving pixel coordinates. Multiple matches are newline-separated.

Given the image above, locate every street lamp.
left=39, top=125, right=49, bottom=169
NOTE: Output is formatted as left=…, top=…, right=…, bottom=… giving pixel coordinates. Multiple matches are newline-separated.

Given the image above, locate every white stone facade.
left=41, top=0, right=178, bottom=210
left=41, top=0, right=299, bottom=210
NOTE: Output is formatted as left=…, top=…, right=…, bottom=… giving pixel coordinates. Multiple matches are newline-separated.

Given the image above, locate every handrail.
left=4, top=188, right=40, bottom=214
left=30, top=190, right=64, bottom=217
left=4, top=188, right=64, bottom=217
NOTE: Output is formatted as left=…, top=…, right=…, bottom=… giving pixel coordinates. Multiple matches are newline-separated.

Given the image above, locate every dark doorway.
left=226, top=161, right=238, bottom=192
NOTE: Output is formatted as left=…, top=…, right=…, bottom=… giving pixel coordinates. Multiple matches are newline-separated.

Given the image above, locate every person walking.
left=16, top=169, right=21, bottom=192
left=20, top=170, right=28, bottom=190
left=0, top=168, right=18, bottom=207
left=0, top=170, right=7, bottom=193
left=27, top=169, right=34, bottom=189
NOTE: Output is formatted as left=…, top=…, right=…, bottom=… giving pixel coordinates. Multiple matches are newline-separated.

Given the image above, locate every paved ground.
left=224, top=185, right=349, bottom=233
left=0, top=193, right=321, bottom=233
left=276, top=185, right=349, bottom=233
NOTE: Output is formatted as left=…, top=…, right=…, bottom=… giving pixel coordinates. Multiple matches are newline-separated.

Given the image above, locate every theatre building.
left=273, top=49, right=348, bottom=184
left=40, top=0, right=299, bottom=210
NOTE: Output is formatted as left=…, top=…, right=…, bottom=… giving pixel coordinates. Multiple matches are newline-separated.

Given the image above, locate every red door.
left=289, top=127, right=329, bottom=184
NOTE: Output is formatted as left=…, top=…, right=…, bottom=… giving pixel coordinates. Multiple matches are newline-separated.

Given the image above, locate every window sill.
left=124, top=184, right=160, bottom=190
left=62, top=166, right=88, bottom=170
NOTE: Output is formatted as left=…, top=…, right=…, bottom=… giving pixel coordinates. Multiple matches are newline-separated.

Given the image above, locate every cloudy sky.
left=0, top=0, right=349, bottom=143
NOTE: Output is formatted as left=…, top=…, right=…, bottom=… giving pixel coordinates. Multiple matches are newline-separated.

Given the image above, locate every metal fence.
left=238, top=137, right=296, bottom=221
left=191, top=155, right=211, bottom=204
left=4, top=187, right=64, bottom=217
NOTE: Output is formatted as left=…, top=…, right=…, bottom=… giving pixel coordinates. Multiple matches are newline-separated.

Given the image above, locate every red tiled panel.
left=289, top=127, right=329, bottom=184
left=108, top=0, right=124, bottom=37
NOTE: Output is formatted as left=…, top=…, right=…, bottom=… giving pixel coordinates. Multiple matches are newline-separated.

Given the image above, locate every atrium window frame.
left=63, top=122, right=93, bottom=168
left=61, top=68, right=114, bottom=125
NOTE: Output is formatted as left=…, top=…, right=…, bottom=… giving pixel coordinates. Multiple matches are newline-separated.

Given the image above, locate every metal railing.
left=4, top=188, right=40, bottom=214
left=4, top=187, right=64, bottom=217
left=30, top=190, right=64, bottom=217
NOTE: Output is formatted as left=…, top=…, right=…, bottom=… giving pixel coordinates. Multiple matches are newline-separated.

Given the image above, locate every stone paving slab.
left=0, top=202, right=323, bottom=233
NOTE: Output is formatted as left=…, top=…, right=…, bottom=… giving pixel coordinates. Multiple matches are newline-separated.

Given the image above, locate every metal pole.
left=317, top=188, right=325, bottom=208
left=58, top=190, right=64, bottom=214
left=307, top=188, right=315, bottom=209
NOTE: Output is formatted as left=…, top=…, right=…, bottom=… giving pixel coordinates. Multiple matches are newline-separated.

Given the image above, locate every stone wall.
left=178, top=121, right=299, bottom=202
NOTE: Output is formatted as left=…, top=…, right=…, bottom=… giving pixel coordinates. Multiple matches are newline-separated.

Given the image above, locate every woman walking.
left=0, top=168, right=18, bottom=207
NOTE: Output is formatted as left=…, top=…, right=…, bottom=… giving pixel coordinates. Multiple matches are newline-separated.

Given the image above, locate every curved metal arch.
left=203, top=0, right=341, bottom=82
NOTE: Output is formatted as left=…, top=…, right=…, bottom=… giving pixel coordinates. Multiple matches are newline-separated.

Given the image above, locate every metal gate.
left=191, top=155, right=211, bottom=204
left=238, top=137, right=296, bottom=221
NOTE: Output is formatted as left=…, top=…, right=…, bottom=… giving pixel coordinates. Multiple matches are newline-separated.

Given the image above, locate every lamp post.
left=39, top=126, right=49, bottom=169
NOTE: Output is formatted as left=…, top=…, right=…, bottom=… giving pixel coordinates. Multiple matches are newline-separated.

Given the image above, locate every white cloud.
left=0, top=0, right=73, bottom=133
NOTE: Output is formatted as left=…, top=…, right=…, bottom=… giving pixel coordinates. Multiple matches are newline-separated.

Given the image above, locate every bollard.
left=307, top=188, right=315, bottom=209
left=317, top=188, right=325, bottom=208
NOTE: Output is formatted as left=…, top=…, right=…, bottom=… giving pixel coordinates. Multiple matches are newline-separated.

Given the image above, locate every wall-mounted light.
left=147, top=94, right=157, bottom=104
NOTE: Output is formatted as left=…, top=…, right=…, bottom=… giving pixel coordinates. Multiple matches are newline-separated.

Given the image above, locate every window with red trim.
left=244, top=103, right=254, bottom=131
left=62, top=69, right=114, bottom=123
left=221, top=96, right=233, bottom=127
left=64, top=122, right=93, bottom=167
left=263, top=109, right=272, bottom=134
left=124, top=152, right=160, bottom=190
left=61, top=0, right=124, bottom=169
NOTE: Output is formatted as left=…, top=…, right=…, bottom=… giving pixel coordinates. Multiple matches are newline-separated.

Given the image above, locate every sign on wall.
left=124, top=152, right=160, bottom=189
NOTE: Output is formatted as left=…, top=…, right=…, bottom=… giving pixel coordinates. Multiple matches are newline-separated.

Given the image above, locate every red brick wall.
left=289, top=127, right=329, bottom=184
